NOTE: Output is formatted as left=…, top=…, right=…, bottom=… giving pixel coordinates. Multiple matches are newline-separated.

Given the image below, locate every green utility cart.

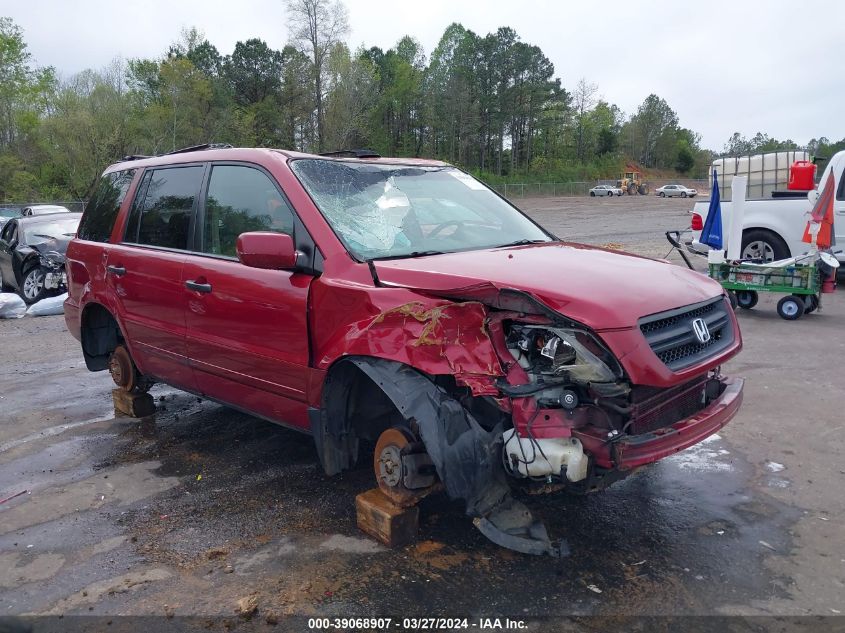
left=707, top=261, right=820, bottom=320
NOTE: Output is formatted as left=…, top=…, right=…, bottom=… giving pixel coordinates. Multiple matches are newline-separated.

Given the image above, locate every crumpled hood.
left=373, top=242, right=724, bottom=330
left=31, top=241, right=71, bottom=257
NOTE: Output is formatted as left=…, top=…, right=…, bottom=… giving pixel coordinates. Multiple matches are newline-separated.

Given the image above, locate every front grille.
left=638, top=297, right=734, bottom=371
left=628, top=375, right=709, bottom=435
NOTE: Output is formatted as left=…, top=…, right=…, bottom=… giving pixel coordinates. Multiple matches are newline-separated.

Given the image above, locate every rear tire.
left=727, top=291, right=738, bottom=310
left=777, top=295, right=804, bottom=320
left=803, top=295, right=818, bottom=314
left=741, top=229, right=790, bottom=262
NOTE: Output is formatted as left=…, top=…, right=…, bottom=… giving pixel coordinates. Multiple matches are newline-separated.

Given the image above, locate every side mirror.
left=236, top=232, right=298, bottom=270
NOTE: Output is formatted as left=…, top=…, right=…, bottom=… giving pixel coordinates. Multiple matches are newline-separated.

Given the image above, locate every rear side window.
left=202, top=165, right=294, bottom=257
left=125, top=166, right=204, bottom=250
left=78, top=170, right=136, bottom=242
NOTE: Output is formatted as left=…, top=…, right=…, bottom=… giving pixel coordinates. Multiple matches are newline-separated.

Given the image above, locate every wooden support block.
left=355, top=488, right=419, bottom=548
left=112, top=389, right=156, bottom=418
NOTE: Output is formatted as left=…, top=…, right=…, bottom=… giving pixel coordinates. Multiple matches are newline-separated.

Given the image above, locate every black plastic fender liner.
left=347, top=357, right=559, bottom=556
left=348, top=357, right=509, bottom=516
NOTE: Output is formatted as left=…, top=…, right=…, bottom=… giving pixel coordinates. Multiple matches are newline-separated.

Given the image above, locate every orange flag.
left=802, top=173, right=835, bottom=248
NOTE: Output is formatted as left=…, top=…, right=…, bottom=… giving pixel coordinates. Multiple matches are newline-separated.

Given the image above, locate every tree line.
left=0, top=5, right=841, bottom=202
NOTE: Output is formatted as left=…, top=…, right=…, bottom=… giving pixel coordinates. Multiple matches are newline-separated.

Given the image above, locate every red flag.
left=802, top=173, right=835, bottom=248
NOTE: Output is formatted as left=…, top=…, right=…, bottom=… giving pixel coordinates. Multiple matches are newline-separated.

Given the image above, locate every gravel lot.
left=1, top=194, right=843, bottom=629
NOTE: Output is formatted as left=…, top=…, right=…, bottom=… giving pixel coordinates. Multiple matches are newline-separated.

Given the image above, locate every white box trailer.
left=711, top=150, right=809, bottom=200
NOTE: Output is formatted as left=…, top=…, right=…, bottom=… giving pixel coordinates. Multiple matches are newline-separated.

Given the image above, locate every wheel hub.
left=741, top=240, right=774, bottom=262
left=23, top=270, right=43, bottom=299
left=108, top=346, right=136, bottom=391
left=377, top=444, right=403, bottom=487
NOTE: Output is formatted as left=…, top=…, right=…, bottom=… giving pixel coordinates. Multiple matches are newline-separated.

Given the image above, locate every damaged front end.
left=316, top=288, right=742, bottom=557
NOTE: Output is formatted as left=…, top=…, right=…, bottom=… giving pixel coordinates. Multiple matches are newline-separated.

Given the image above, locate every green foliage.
left=0, top=15, right=830, bottom=201
left=675, top=140, right=695, bottom=174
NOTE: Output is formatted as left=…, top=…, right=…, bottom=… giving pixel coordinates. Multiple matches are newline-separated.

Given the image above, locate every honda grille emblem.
left=691, top=318, right=711, bottom=344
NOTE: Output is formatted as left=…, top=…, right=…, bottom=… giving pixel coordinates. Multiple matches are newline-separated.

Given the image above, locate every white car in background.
left=21, top=204, right=71, bottom=216
left=656, top=184, right=697, bottom=198
left=589, top=184, right=623, bottom=197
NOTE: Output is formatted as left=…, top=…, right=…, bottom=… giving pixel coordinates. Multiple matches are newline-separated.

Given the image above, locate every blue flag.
left=700, top=170, right=723, bottom=249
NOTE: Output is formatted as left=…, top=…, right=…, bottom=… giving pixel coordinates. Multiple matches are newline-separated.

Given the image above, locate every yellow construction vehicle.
left=617, top=171, right=650, bottom=195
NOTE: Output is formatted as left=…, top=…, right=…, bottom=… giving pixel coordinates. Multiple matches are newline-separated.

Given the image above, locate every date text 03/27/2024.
left=306, top=617, right=528, bottom=630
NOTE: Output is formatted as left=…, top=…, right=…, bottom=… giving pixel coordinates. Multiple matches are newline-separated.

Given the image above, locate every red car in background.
left=65, top=145, right=743, bottom=555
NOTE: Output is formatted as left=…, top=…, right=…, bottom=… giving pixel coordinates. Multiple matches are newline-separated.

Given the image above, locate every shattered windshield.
left=24, top=217, right=79, bottom=249
left=290, top=159, right=552, bottom=260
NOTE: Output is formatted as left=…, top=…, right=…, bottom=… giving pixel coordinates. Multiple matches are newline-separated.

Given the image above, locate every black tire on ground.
left=727, top=291, right=738, bottom=310
left=741, top=229, right=790, bottom=262
left=681, top=191, right=688, bottom=198
left=776, top=295, right=805, bottom=320
left=803, top=295, right=819, bottom=314
left=659, top=192, right=665, bottom=197
left=590, top=191, right=595, bottom=197
left=20, top=266, right=48, bottom=305
left=736, top=290, right=758, bottom=309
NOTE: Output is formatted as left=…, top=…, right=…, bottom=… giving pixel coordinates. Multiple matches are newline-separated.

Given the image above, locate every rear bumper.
left=573, top=377, right=743, bottom=471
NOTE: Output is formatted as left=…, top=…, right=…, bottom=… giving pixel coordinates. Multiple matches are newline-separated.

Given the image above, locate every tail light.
left=691, top=213, right=703, bottom=230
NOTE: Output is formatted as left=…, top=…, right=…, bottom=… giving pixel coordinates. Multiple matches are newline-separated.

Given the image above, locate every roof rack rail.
left=119, top=143, right=233, bottom=162
left=319, top=148, right=381, bottom=159
left=165, top=143, right=233, bottom=155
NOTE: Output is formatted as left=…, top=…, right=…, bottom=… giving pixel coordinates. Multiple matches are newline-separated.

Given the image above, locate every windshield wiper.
left=369, top=250, right=447, bottom=262
left=493, top=239, right=551, bottom=249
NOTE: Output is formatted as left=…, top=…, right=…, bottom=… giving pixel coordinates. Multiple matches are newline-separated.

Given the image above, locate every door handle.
left=185, top=280, right=212, bottom=293
left=106, top=265, right=126, bottom=276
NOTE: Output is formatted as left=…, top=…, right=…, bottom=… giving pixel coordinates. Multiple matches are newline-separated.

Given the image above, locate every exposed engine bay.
left=498, top=322, right=727, bottom=487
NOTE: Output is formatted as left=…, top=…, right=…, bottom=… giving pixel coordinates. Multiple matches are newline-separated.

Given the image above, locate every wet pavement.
left=1, top=196, right=844, bottom=626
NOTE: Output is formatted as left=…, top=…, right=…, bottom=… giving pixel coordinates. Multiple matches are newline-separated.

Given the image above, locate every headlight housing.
left=506, top=324, right=623, bottom=385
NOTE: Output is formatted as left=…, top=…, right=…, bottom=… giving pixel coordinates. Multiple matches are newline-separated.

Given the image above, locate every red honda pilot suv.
left=65, top=145, right=743, bottom=555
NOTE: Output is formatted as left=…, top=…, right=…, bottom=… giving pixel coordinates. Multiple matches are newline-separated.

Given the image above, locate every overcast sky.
left=7, top=0, right=843, bottom=151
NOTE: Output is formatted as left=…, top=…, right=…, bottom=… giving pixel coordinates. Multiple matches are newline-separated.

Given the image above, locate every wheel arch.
left=311, top=354, right=512, bottom=521
left=15, top=252, right=40, bottom=286
left=79, top=302, right=126, bottom=371
left=311, top=355, right=415, bottom=476
left=742, top=226, right=792, bottom=258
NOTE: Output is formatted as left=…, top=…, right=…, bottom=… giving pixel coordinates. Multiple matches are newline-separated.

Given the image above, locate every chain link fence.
left=489, top=179, right=711, bottom=199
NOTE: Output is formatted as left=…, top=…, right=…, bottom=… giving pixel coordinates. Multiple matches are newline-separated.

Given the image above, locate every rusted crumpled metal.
left=344, top=300, right=505, bottom=395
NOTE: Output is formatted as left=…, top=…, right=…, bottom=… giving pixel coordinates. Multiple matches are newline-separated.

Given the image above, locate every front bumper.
left=572, top=377, right=743, bottom=471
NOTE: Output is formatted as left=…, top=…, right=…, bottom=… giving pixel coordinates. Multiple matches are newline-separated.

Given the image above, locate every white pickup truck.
left=689, top=150, right=845, bottom=263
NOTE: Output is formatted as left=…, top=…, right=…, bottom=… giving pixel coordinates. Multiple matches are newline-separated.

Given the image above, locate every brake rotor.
left=108, top=345, right=137, bottom=393
left=373, top=427, right=422, bottom=507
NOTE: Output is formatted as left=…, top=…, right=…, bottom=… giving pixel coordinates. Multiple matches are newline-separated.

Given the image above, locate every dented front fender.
left=311, top=278, right=508, bottom=396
